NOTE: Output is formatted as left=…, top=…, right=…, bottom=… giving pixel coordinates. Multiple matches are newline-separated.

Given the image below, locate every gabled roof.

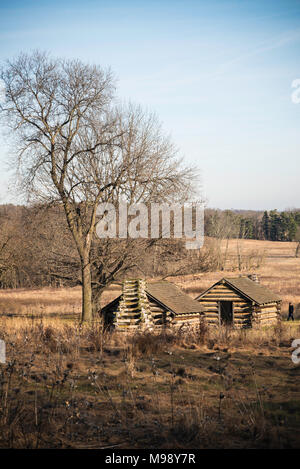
left=196, top=277, right=281, bottom=305
left=146, top=281, right=204, bottom=315
left=101, top=280, right=204, bottom=315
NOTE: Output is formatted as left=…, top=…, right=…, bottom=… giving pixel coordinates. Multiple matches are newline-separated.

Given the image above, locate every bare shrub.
left=129, top=330, right=176, bottom=357
left=197, top=317, right=210, bottom=345
left=84, top=320, right=108, bottom=353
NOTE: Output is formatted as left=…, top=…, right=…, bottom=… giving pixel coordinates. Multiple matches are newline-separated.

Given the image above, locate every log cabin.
left=195, top=275, right=281, bottom=328
left=101, top=279, right=204, bottom=330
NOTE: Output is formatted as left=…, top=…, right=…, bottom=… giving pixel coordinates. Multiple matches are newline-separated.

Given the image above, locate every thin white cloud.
left=211, top=29, right=300, bottom=79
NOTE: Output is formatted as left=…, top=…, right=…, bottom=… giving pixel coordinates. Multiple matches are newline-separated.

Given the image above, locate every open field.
left=0, top=319, right=299, bottom=448
left=0, top=238, right=298, bottom=319
left=0, top=238, right=299, bottom=448
left=174, top=238, right=300, bottom=320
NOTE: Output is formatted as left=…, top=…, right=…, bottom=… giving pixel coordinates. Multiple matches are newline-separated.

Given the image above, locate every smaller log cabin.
left=196, top=276, right=281, bottom=328
left=101, top=279, right=204, bottom=330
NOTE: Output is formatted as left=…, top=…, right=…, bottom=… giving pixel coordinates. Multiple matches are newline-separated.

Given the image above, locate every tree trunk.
left=296, top=242, right=300, bottom=258
left=222, top=238, right=229, bottom=271
left=92, top=286, right=105, bottom=319
left=81, top=257, right=93, bottom=323
left=237, top=240, right=242, bottom=270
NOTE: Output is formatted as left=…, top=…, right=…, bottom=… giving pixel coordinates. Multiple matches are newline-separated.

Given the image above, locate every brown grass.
left=0, top=239, right=298, bottom=319
left=0, top=238, right=299, bottom=448
left=0, top=285, right=121, bottom=318
left=0, top=319, right=299, bottom=448
left=167, top=238, right=300, bottom=319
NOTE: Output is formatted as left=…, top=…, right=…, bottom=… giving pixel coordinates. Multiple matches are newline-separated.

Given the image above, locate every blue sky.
left=0, top=0, right=300, bottom=210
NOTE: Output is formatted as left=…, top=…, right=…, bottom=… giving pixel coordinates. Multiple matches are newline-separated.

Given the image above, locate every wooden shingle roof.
left=101, top=280, right=204, bottom=316
left=196, top=277, right=281, bottom=305
left=146, top=281, right=204, bottom=315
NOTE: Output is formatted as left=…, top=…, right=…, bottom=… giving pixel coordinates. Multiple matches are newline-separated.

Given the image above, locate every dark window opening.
left=220, top=301, right=233, bottom=325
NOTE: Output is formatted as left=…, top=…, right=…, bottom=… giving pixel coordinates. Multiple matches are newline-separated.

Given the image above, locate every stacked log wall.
left=172, top=313, right=201, bottom=326
left=252, top=302, right=281, bottom=327
left=198, top=283, right=252, bottom=328
left=148, top=300, right=172, bottom=326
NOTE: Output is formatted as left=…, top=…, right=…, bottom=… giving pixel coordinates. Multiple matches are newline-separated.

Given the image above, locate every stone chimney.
left=248, top=273, right=260, bottom=284
left=114, top=279, right=153, bottom=330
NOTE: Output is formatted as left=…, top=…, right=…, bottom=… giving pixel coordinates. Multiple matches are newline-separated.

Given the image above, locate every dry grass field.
left=0, top=319, right=299, bottom=448
left=0, top=238, right=298, bottom=319
left=0, top=238, right=299, bottom=448
left=174, top=238, right=300, bottom=320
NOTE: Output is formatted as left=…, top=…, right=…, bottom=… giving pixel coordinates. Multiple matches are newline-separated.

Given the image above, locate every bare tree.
left=205, top=209, right=240, bottom=270
left=0, top=210, right=20, bottom=288
left=0, top=51, right=197, bottom=322
left=295, top=226, right=300, bottom=258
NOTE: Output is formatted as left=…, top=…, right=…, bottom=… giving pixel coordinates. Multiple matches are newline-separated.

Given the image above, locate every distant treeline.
left=0, top=204, right=299, bottom=289
left=205, top=208, right=300, bottom=242
left=261, top=210, right=300, bottom=241
left=0, top=203, right=222, bottom=289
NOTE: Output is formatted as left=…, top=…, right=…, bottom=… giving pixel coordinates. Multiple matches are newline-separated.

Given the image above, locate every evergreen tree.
left=262, top=211, right=270, bottom=240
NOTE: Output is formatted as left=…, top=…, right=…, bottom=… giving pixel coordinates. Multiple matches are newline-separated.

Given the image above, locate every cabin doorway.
left=219, top=301, right=233, bottom=325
